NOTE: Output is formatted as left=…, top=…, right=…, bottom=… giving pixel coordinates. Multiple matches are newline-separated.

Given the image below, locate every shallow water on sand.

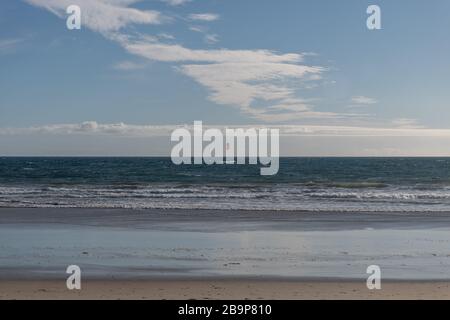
left=1, top=209, right=450, bottom=280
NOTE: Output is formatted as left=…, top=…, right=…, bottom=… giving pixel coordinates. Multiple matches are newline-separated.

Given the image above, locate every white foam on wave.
left=1, top=184, right=450, bottom=212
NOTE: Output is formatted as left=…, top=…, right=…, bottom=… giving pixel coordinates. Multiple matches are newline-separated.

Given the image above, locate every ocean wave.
left=304, top=181, right=389, bottom=188
left=1, top=184, right=450, bottom=212
left=309, top=190, right=450, bottom=200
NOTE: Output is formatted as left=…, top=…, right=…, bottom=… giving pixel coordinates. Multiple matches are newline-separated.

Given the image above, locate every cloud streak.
left=351, top=95, right=377, bottom=105
left=0, top=38, right=24, bottom=54
left=162, top=0, right=191, bottom=6
left=113, top=60, right=147, bottom=70
left=115, top=36, right=334, bottom=121
left=188, top=13, right=219, bottom=22
left=391, top=118, right=424, bottom=129
left=25, top=0, right=164, bottom=33
left=1, top=121, right=449, bottom=137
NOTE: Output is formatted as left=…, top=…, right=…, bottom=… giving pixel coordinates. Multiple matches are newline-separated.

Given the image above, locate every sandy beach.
left=2, top=279, right=450, bottom=300
left=2, top=208, right=450, bottom=299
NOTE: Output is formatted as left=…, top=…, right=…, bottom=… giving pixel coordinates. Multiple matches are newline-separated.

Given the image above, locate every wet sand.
left=1, top=208, right=450, bottom=299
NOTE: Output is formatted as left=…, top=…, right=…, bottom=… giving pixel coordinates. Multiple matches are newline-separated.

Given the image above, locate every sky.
left=1, top=0, right=450, bottom=156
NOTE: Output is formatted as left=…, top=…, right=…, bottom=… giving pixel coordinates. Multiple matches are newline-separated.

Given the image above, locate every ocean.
left=1, top=157, right=450, bottom=212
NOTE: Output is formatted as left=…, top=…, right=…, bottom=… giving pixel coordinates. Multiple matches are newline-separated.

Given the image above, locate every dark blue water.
left=1, top=157, right=450, bottom=211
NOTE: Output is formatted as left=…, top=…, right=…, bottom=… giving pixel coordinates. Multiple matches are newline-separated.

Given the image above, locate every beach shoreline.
left=2, top=208, right=450, bottom=299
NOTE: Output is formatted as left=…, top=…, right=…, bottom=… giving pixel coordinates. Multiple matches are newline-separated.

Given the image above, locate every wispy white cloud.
left=188, top=13, right=219, bottom=22
left=391, top=118, right=424, bottom=129
left=179, top=62, right=321, bottom=107
left=204, top=33, right=218, bottom=44
left=120, top=38, right=303, bottom=63
left=0, top=38, right=24, bottom=54
left=25, top=0, right=165, bottom=33
left=189, top=25, right=219, bottom=44
left=189, top=25, right=205, bottom=33
left=2, top=121, right=449, bottom=138
left=111, top=35, right=321, bottom=118
left=0, top=121, right=169, bottom=137
left=117, top=39, right=329, bottom=123
left=113, top=60, right=147, bottom=70
left=351, top=95, right=377, bottom=105
left=4, top=122, right=450, bottom=156
left=161, top=0, right=191, bottom=6
left=158, top=33, right=175, bottom=40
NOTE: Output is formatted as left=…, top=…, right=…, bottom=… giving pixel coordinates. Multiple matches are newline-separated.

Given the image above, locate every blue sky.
left=1, top=0, right=450, bottom=155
